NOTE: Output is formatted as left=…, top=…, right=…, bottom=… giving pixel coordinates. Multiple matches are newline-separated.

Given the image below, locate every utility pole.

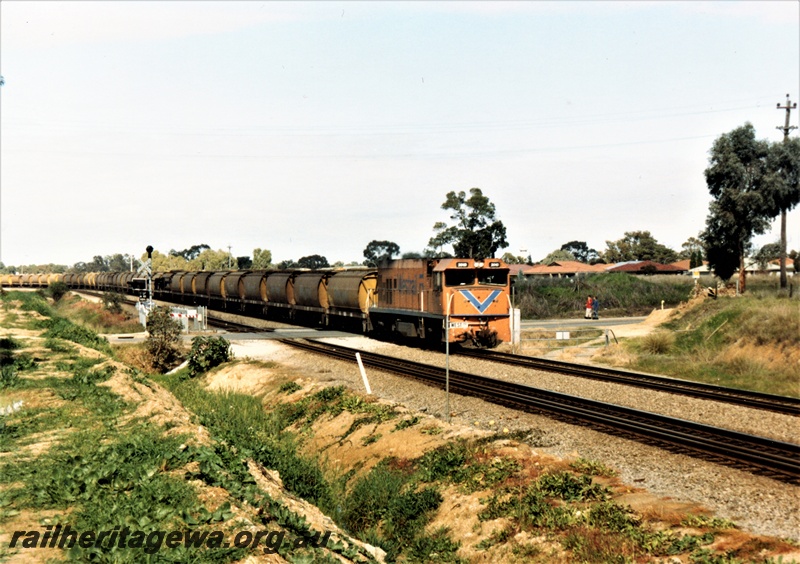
left=776, top=94, right=797, bottom=289
left=227, top=245, right=232, bottom=269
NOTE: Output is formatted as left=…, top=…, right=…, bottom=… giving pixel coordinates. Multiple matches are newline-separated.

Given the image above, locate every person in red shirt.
left=585, top=296, right=593, bottom=319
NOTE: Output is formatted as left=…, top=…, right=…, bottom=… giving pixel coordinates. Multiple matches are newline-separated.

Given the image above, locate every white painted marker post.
left=355, top=352, right=372, bottom=394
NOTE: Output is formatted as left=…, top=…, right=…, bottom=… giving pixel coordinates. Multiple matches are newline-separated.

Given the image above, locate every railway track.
left=120, top=298, right=799, bottom=417
left=281, top=338, right=800, bottom=484
left=201, top=307, right=800, bottom=417
left=456, top=349, right=800, bottom=417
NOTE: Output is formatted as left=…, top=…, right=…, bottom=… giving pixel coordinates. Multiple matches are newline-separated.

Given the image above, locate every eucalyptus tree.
left=701, top=123, right=772, bottom=292
left=252, top=248, right=273, bottom=270
left=764, top=137, right=800, bottom=288
left=541, top=249, right=576, bottom=264
left=427, top=188, right=508, bottom=259
left=297, top=255, right=329, bottom=269
left=363, top=240, right=400, bottom=266
left=602, top=231, right=677, bottom=264
left=559, top=241, right=599, bottom=263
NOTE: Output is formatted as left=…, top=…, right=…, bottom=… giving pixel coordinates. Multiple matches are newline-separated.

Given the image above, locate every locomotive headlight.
left=474, top=260, right=484, bottom=268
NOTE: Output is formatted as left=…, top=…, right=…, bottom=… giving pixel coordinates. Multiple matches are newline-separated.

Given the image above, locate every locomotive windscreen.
left=477, top=270, right=508, bottom=286
left=445, top=269, right=475, bottom=286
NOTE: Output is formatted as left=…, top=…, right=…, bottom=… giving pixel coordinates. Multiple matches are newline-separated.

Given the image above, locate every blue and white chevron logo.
left=459, top=289, right=501, bottom=313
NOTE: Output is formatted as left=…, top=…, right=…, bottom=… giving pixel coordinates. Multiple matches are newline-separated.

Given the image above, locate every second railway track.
left=280, top=338, right=800, bottom=484
left=456, top=348, right=800, bottom=417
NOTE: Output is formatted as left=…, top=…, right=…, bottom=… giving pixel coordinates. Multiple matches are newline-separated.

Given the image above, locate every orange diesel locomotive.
left=370, top=258, right=511, bottom=347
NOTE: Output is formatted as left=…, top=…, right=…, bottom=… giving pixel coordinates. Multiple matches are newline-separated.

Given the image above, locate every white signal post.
left=445, top=293, right=456, bottom=423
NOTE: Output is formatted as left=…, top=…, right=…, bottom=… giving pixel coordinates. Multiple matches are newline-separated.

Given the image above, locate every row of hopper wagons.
left=2, top=258, right=513, bottom=346
left=88, top=270, right=376, bottom=333
left=1, top=270, right=371, bottom=325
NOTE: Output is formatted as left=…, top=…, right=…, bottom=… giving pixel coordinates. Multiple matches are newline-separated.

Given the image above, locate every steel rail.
left=456, top=349, right=800, bottom=417
left=281, top=339, right=800, bottom=484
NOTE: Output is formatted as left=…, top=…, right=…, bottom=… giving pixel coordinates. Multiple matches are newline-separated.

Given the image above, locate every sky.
left=1, top=0, right=799, bottom=268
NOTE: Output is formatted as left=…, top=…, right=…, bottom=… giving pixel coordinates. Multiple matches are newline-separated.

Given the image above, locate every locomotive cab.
left=434, top=259, right=511, bottom=347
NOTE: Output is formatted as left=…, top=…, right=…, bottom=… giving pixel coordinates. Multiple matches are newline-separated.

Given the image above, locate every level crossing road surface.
left=522, top=317, right=648, bottom=330
left=106, top=327, right=357, bottom=344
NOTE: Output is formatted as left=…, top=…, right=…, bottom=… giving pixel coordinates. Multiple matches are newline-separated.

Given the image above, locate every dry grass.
left=605, top=295, right=800, bottom=397
left=638, top=331, right=675, bottom=355
left=111, top=343, right=155, bottom=373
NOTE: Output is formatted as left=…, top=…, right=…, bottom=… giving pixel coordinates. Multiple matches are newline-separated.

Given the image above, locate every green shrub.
left=341, top=462, right=406, bottom=534
left=40, top=317, right=112, bottom=354
left=188, top=336, right=232, bottom=376
left=0, top=365, right=19, bottom=389
left=48, top=281, right=69, bottom=302
left=145, top=306, right=183, bottom=373
left=384, top=486, right=443, bottom=543
left=534, top=471, right=609, bottom=503
left=570, top=458, right=617, bottom=477
left=279, top=381, right=302, bottom=394
left=406, top=527, right=463, bottom=563
left=4, top=290, right=53, bottom=318
left=44, top=337, right=76, bottom=353
left=0, top=337, right=20, bottom=368
left=0, top=336, right=21, bottom=351
left=416, top=441, right=469, bottom=482
left=102, top=291, right=124, bottom=314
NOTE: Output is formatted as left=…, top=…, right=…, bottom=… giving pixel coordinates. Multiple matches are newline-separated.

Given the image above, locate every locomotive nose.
left=452, top=288, right=505, bottom=315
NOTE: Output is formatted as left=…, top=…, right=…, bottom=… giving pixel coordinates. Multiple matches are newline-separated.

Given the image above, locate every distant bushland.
left=512, top=273, right=696, bottom=319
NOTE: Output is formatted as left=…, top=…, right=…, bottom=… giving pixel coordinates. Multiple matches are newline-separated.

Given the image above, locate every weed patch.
left=54, top=294, right=142, bottom=334
left=39, top=317, right=112, bottom=355
left=278, top=380, right=302, bottom=394
left=392, top=415, right=421, bottom=431
left=472, top=469, right=729, bottom=561
left=570, top=458, right=617, bottom=477
left=155, top=375, right=334, bottom=508
left=637, top=330, right=675, bottom=354
left=415, top=439, right=522, bottom=492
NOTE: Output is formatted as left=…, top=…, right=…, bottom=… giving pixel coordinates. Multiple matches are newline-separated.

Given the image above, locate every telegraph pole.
left=776, top=94, right=797, bottom=289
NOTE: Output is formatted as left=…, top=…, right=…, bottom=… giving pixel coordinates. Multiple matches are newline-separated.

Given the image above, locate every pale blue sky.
left=1, top=1, right=798, bottom=267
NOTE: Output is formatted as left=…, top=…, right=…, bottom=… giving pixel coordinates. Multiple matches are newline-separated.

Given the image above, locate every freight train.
left=1, top=258, right=512, bottom=347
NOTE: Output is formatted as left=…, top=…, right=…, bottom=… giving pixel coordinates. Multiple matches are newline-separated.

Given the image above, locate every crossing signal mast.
left=145, top=245, right=154, bottom=307
left=132, top=245, right=155, bottom=327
